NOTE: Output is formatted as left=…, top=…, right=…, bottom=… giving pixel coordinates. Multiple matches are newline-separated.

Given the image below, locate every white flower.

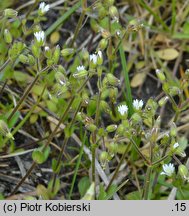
left=173, top=142, right=179, bottom=149
left=133, top=99, right=144, bottom=110
left=39, top=2, right=50, bottom=14
left=160, top=163, right=175, bottom=177
left=97, top=50, right=102, bottom=58
left=118, top=105, right=128, bottom=115
left=34, top=31, right=45, bottom=43
left=44, top=46, right=49, bottom=51
left=77, top=65, right=85, bottom=72
left=89, top=54, right=97, bottom=64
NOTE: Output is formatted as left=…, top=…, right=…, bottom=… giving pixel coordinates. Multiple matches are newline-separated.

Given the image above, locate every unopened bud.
left=98, top=39, right=108, bottom=50
left=82, top=49, right=89, bottom=61
left=106, top=124, right=117, bottom=133
left=170, top=122, right=177, bottom=137
left=97, top=50, right=103, bottom=65
left=85, top=123, right=97, bottom=132
left=109, top=87, right=118, bottom=102
left=19, top=54, right=28, bottom=64
left=175, top=147, right=186, bottom=158
left=100, top=101, right=110, bottom=113
left=108, top=142, right=118, bottom=156
left=61, top=48, right=74, bottom=57
left=160, top=133, right=170, bottom=145
left=158, top=96, right=169, bottom=107
left=90, top=19, right=99, bottom=33
left=99, top=151, right=109, bottom=168
left=109, top=6, right=119, bottom=22
left=116, top=124, right=125, bottom=135
left=32, top=44, right=40, bottom=58
left=0, top=120, right=14, bottom=140
left=131, top=113, right=142, bottom=125
left=55, top=72, right=67, bottom=86
left=73, top=66, right=88, bottom=79
left=4, top=8, right=18, bottom=18
left=52, top=45, right=60, bottom=64
left=156, top=69, right=166, bottom=82
left=169, top=86, right=181, bottom=96
left=178, top=164, right=188, bottom=180
left=44, top=46, right=52, bottom=58
left=4, top=29, right=12, bottom=44
left=28, top=54, right=35, bottom=65
left=106, top=73, right=120, bottom=86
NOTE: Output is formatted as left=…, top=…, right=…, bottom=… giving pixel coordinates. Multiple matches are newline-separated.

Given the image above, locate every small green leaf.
left=126, top=191, right=142, bottom=200
left=98, top=184, right=107, bottom=200
left=78, top=176, right=90, bottom=198
left=48, top=178, right=61, bottom=197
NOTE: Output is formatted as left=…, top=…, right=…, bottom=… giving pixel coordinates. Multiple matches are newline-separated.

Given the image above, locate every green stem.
left=106, top=142, right=131, bottom=192
left=143, top=166, right=152, bottom=200
left=0, top=59, right=11, bottom=73
left=130, top=138, right=150, bottom=164
left=119, top=44, right=133, bottom=115
left=70, top=1, right=86, bottom=47
left=68, top=132, right=86, bottom=199
left=152, top=154, right=169, bottom=166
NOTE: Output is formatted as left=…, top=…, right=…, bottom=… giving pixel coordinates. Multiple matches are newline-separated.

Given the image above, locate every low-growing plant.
left=0, top=0, right=189, bottom=200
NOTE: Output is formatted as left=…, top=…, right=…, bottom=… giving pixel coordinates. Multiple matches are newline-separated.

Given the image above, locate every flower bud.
left=55, top=72, right=67, bottom=86
left=73, top=66, right=88, bottom=79
left=76, top=112, right=83, bottom=121
left=170, top=122, right=177, bottom=137
left=82, top=49, right=89, bottom=61
left=116, top=124, right=125, bottom=135
left=52, top=45, right=60, bottom=64
left=150, top=127, right=159, bottom=143
left=0, top=120, right=14, bottom=140
left=32, top=44, right=40, bottom=58
left=8, top=42, right=25, bottom=60
left=61, top=48, right=74, bottom=57
left=44, top=46, right=52, bottom=58
left=108, top=142, right=118, bottom=157
left=168, top=86, right=181, bottom=97
left=106, top=124, right=117, bottom=133
left=99, top=151, right=109, bottom=168
left=28, top=54, right=35, bottom=65
left=178, top=164, right=188, bottom=180
left=156, top=69, right=166, bottom=82
left=158, top=96, right=169, bottom=107
left=109, top=6, right=119, bottom=22
left=106, top=73, right=120, bottom=86
left=4, top=29, right=12, bottom=44
left=19, top=54, right=28, bottom=64
left=97, top=128, right=106, bottom=137
left=160, top=133, right=170, bottom=145
left=90, top=19, right=99, bottom=32
left=4, top=8, right=18, bottom=18
left=85, top=123, right=97, bottom=132
left=100, top=101, right=110, bottom=113
left=131, top=113, right=142, bottom=125
left=109, top=87, right=118, bottom=102
left=98, top=39, right=108, bottom=50
left=97, top=50, right=103, bottom=65
left=174, top=147, right=186, bottom=158
left=98, top=6, right=107, bottom=19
